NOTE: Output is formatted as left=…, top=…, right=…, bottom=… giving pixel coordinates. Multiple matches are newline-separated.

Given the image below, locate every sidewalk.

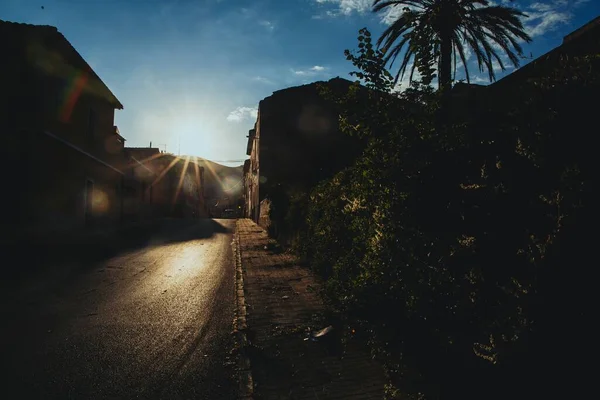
left=235, top=219, right=386, bottom=399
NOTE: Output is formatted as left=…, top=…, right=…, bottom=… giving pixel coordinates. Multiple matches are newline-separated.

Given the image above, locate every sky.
left=1, top=0, right=598, bottom=166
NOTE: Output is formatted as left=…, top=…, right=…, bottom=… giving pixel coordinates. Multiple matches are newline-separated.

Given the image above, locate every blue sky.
left=2, top=0, right=598, bottom=165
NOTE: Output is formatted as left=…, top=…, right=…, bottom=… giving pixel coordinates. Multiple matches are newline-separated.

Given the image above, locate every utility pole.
left=178, top=136, right=181, bottom=156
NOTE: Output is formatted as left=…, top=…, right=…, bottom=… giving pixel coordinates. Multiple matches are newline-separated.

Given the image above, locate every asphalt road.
left=1, top=219, right=238, bottom=399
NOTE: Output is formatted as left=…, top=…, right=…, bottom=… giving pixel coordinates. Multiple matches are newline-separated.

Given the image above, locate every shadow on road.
left=2, top=218, right=234, bottom=284
left=107, top=218, right=232, bottom=252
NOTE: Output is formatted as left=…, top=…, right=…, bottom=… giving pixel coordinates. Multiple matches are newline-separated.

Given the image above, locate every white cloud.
left=453, top=45, right=473, bottom=71
left=313, top=0, right=372, bottom=17
left=526, top=11, right=572, bottom=37
left=471, top=76, right=491, bottom=84
left=292, top=65, right=328, bottom=76
left=378, top=4, right=421, bottom=25
left=523, top=0, right=581, bottom=37
left=390, top=61, right=426, bottom=91
left=226, top=106, right=258, bottom=122
left=259, top=20, right=275, bottom=31
left=337, top=0, right=371, bottom=15
left=252, top=76, right=274, bottom=84
left=530, top=2, right=555, bottom=12
left=377, top=0, right=581, bottom=37
left=492, top=59, right=515, bottom=73
left=379, top=5, right=402, bottom=25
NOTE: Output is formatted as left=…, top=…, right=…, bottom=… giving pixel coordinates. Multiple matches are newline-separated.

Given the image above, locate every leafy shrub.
left=300, top=28, right=598, bottom=399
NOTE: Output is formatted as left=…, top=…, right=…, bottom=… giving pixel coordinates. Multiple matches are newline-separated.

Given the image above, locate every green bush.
left=300, top=29, right=598, bottom=400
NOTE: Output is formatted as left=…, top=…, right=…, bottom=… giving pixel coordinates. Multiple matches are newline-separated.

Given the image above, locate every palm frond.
left=384, top=35, right=412, bottom=69
left=469, top=25, right=498, bottom=80
left=397, top=44, right=417, bottom=85
left=453, top=33, right=471, bottom=83
left=453, top=46, right=457, bottom=81
left=482, top=28, right=521, bottom=67
left=377, top=12, right=414, bottom=49
left=409, top=58, right=418, bottom=83
left=372, top=0, right=427, bottom=13
left=373, top=0, right=531, bottom=89
left=462, top=26, right=493, bottom=75
left=472, top=6, right=532, bottom=43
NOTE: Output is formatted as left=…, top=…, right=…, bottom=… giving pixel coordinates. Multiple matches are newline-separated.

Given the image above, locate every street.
left=1, top=219, right=237, bottom=399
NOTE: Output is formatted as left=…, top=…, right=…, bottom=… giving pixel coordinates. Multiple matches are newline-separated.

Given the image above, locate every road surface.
left=1, top=219, right=237, bottom=399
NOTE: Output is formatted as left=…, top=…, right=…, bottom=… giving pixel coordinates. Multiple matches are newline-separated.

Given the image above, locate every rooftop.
left=125, top=147, right=162, bottom=160
left=563, top=15, right=600, bottom=44
left=0, top=19, right=123, bottom=109
left=491, top=14, right=600, bottom=88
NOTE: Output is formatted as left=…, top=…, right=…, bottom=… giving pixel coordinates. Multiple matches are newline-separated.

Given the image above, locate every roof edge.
left=0, top=19, right=124, bottom=109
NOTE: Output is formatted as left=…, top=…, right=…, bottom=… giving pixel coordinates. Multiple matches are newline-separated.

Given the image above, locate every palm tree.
left=373, top=0, right=532, bottom=91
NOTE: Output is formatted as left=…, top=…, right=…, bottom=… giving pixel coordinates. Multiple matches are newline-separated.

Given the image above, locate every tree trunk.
left=437, top=29, right=453, bottom=128
left=439, top=33, right=453, bottom=93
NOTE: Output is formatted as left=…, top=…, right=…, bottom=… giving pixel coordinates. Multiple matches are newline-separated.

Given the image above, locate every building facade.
left=1, top=20, right=127, bottom=242
left=243, top=77, right=363, bottom=229
left=1, top=20, right=207, bottom=244
left=245, top=126, right=259, bottom=222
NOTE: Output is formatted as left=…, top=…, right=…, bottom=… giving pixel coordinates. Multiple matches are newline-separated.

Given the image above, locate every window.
left=88, top=108, right=96, bottom=138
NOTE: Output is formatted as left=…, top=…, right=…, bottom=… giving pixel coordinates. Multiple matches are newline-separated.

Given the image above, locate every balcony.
left=113, top=125, right=126, bottom=145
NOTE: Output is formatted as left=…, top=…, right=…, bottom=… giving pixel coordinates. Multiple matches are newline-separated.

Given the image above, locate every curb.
left=232, top=220, right=254, bottom=399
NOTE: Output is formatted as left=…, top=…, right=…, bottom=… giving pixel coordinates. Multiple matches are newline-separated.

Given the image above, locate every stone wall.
left=258, top=198, right=271, bottom=231
left=243, top=77, right=366, bottom=244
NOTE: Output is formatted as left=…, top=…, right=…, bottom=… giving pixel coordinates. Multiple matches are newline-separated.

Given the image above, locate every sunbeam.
left=149, top=155, right=180, bottom=190
left=124, top=152, right=166, bottom=170
left=172, top=155, right=191, bottom=208
left=199, top=157, right=225, bottom=192
left=193, top=156, right=201, bottom=188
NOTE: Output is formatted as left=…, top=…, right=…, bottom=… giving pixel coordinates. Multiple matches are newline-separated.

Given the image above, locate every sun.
left=171, top=116, right=217, bottom=159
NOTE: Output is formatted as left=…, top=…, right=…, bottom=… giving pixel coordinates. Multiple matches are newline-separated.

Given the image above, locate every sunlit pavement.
left=0, top=219, right=237, bottom=399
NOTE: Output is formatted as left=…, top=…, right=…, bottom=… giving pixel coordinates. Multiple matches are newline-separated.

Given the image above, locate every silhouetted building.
left=245, top=127, right=259, bottom=221
left=122, top=147, right=165, bottom=222
left=491, top=15, right=600, bottom=90
left=243, top=77, right=364, bottom=228
left=242, top=159, right=251, bottom=217
left=450, top=15, right=600, bottom=103
left=1, top=20, right=127, bottom=242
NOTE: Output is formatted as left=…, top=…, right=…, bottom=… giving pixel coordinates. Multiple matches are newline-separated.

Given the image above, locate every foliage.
left=344, top=27, right=395, bottom=93
left=372, top=0, right=531, bottom=89
left=301, top=28, right=598, bottom=399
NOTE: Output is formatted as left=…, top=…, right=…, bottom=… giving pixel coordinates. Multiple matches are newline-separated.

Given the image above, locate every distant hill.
left=147, top=153, right=244, bottom=200
left=188, top=157, right=244, bottom=199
